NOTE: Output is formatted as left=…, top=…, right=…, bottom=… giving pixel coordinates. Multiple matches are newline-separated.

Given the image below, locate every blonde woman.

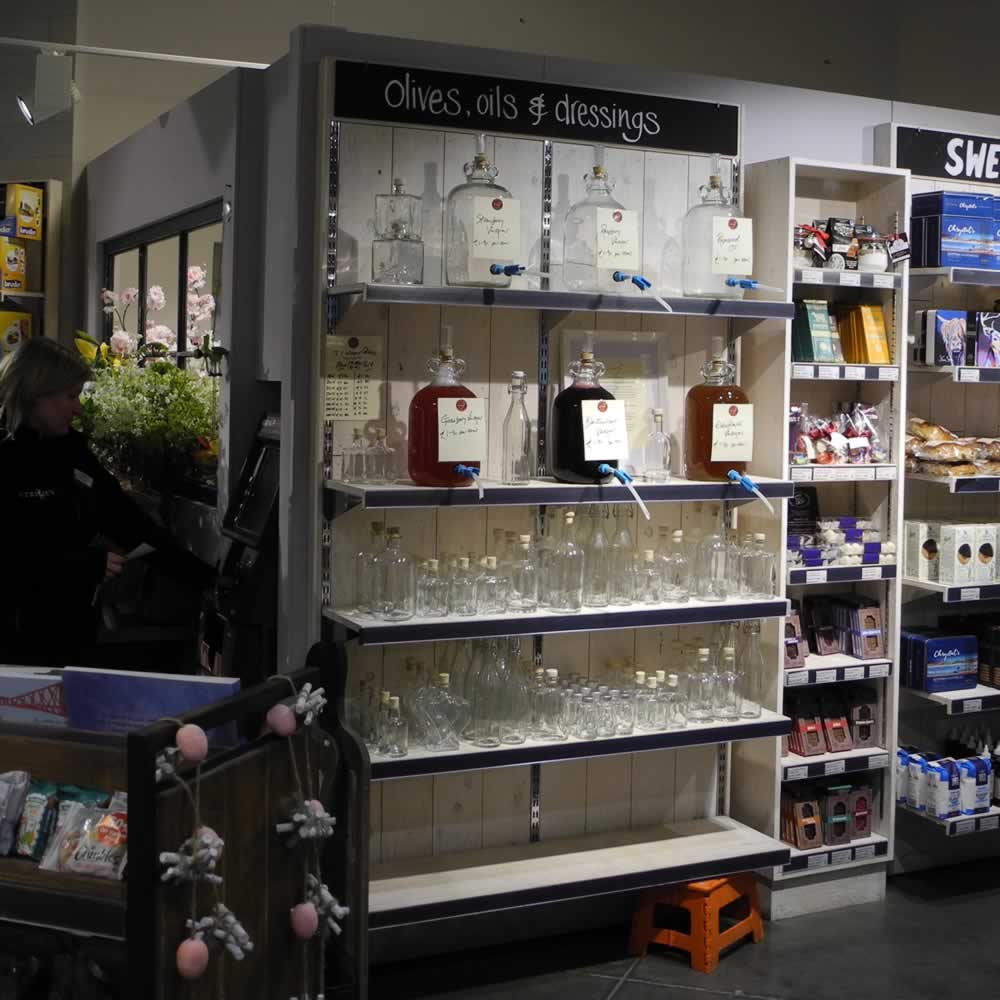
left=0, top=337, right=212, bottom=666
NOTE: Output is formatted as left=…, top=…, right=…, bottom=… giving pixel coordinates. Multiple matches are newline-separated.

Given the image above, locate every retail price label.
left=805, top=570, right=827, bottom=584
left=873, top=273, right=896, bottom=289
left=869, top=663, right=890, bottom=678
left=960, top=588, right=982, bottom=602
left=953, top=818, right=976, bottom=836
left=596, top=208, right=640, bottom=271
left=785, top=765, right=809, bottom=781
left=791, top=467, right=813, bottom=481
left=876, top=465, right=898, bottom=480
left=815, top=669, right=837, bottom=684
left=582, top=399, right=630, bottom=462
left=800, top=268, right=824, bottom=285
left=807, top=853, right=830, bottom=869
left=861, top=566, right=883, bottom=580
left=959, top=368, right=981, bottom=383
left=818, top=365, right=840, bottom=379
left=437, top=397, right=487, bottom=462
left=844, top=366, right=865, bottom=380
left=853, top=468, right=876, bottom=481
left=854, top=845, right=877, bottom=860
left=840, top=271, right=861, bottom=287
left=980, top=815, right=999, bottom=831
left=961, top=698, right=983, bottom=714
left=824, top=759, right=846, bottom=776
left=471, top=196, right=521, bottom=260
left=711, top=216, right=753, bottom=275
left=844, top=666, right=865, bottom=681
left=785, top=671, right=809, bottom=687
left=792, top=364, right=814, bottom=379
left=869, top=754, right=890, bottom=769
left=878, top=368, right=897, bottom=381
left=831, top=849, right=852, bottom=866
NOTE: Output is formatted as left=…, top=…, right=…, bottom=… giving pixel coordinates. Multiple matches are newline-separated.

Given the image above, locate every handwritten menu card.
left=325, top=335, right=383, bottom=420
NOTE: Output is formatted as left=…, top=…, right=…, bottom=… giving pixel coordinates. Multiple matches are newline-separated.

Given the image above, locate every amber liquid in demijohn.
left=685, top=336, right=750, bottom=481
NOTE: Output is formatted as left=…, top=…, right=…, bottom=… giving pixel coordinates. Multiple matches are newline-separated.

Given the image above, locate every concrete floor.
left=370, top=859, right=1000, bottom=999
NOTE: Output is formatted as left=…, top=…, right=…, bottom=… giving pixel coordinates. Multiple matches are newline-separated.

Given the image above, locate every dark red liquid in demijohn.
left=551, top=381, right=618, bottom=484
left=408, top=383, right=481, bottom=487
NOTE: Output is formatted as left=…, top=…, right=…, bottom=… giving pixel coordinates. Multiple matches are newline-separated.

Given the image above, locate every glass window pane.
left=187, top=222, right=223, bottom=344
left=146, top=236, right=180, bottom=350
left=111, top=250, right=140, bottom=337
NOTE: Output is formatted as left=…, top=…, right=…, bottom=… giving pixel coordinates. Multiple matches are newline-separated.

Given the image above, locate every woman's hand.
left=105, top=551, right=126, bottom=579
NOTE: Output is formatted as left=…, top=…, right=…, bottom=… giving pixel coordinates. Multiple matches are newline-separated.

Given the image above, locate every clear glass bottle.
left=583, top=508, right=611, bottom=609
left=643, top=408, right=671, bottom=482
left=738, top=531, right=755, bottom=598
left=688, top=647, right=716, bottom=723
left=536, top=508, right=562, bottom=609
left=508, top=535, right=539, bottom=612
left=376, top=689, right=392, bottom=754
left=713, top=646, right=740, bottom=721
left=564, top=150, right=638, bottom=293
left=470, top=639, right=504, bottom=748
left=366, top=429, right=395, bottom=485
left=417, top=558, right=448, bottom=617
left=449, top=556, right=477, bottom=616
left=615, top=689, right=635, bottom=735
left=578, top=694, right=598, bottom=740
left=353, top=521, right=385, bottom=615
left=694, top=506, right=729, bottom=602
left=475, top=556, right=507, bottom=615
left=372, top=178, right=424, bottom=285
left=662, top=529, right=691, bottom=603
left=416, top=673, right=469, bottom=752
left=535, top=669, right=565, bottom=742
left=663, top=674, right=687, bottom=730
left=408, top=348, right=481, bottom=488
left=739, top=620, right=766, bottom=719
left=609, top=506, right=637, bottom=606
left=638, top=550, right=661, bottom=604
left=343, top=427, right=367, bottom=483
left=685, top=336, right=751, bottom=481
left=501, top=370, right=533, bottom=484
left=597, top=693, right=617, bottom=737
left=499, top=638, right=529, bottom=745
left=551, top=352, right=619, bottom=484
left=747, top=533, right=776, bottom=599
left=548, top=510, right=585, bottom=612
left=372, top=526, right=416, bottom=621
left=385, top=695, right=409, bottom=757
left=682, top=154, right=744, bottom=300
left=446, top=134, right=517, bottom=287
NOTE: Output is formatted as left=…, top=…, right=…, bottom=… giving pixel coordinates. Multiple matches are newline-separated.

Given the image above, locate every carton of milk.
left=924, top=758, right=961, bottom=820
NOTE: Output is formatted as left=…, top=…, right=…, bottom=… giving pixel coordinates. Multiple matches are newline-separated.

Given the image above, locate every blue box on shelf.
left=902, top=631, right=978, bottom=693
left=0, top=217, right=15, bottom=238
left=920, top=215, right=996, bottom=270
left=912, top=192, right=994, bottom=218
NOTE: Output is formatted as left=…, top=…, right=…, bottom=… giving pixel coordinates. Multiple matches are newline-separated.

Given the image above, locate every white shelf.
left=791, top=363, right=899, bottom=382
left=905, top=684, right=1000, bottom=715
left=790, top=465, right=897, bottom=484
left=911, top=267, right=1000, bottom=287
left=368, top=816, right=788, bottom=926
left=781, top=746, right=891, bottom=782
left=794, top=268, right=901, bottom=290
left=784, top=654, right=892, bottom=688
left=778, top=833, right=889, bottom=878
left=901, top=578, right=1000, bottom=603
left=910, top=365, right=1000, bottom=385
left=898, top=804, right=1000, bottom=837
left=908, top=472, right=1000, bottom=494
left=788, top=565, right=897, bottom=586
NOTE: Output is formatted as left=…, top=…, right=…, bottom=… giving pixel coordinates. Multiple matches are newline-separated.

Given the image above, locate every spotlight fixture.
left=16, top=52, right=78, bottom=126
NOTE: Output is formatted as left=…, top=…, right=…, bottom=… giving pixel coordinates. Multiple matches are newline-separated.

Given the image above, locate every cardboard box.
left=974, top=524, right=997, bottom=583
left=912, top=192, right=994, bottom=217
left=0, top=237, right=25, bottom=291
left=847, top=690, right=879, bottom=749
left=925, top=309, right=968, bottom=367
left=974, top=312, right=1000, bottom=368
left=783, top=613, right=806, bottom=669
left=939, top=523, right=975, bottom=584
left=822, top=786, right=852, bottom=846
left=4, top=183, right=43, bottom=241
left=906, top=520, right=940, bottom=581
left=849, top=785, right=874, bottom=838
left=0, top=310, right=31, bottom=355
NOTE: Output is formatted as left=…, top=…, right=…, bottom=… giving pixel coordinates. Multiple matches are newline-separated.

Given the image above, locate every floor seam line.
left=601, top=957, right=641, bottom=1000
left=623, top=973, right=787, bottom=1000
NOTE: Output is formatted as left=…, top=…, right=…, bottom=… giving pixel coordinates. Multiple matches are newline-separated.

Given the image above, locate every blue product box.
left=974, top=312, right=1000, bottom=368
left=913, top=634, right=978, bottom=693
left=925, top=309, right=969, bottom=366
left=922, top=215, right=995, bottom=269
left=912, top=192, right=994, bottom=218
left=0, top=217, right=15, bottom=238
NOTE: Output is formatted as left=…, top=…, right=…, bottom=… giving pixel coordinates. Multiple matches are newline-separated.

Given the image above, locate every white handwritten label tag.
left=582, top=399, right=630, bottom=462
left=712, top=216, right=753, bottom=275
left=471, top=196, right=520, bottom=261
left=437, top=397, right=487, bottom=462
left=710, top=403, right=754, bottom=461
left=596, top=208, right=640, bottom=271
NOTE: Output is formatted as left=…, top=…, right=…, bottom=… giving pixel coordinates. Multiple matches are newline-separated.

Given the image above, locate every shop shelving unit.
left=898, top=805, right=1000, bottom=837
left=739, top=158, right=909, bottom=913
left=905, top=684, right=1000, bottom=715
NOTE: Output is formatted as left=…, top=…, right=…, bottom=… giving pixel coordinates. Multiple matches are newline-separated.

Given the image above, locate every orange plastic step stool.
left=628, top=875, right=764, bottom=973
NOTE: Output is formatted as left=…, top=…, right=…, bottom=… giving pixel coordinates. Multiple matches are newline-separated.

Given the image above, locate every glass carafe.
left=366, top=429, right=395, bottom=485
left=372, top=178, right=424, bottom=285
left=548, top=510, right=585, bottom=612
left=449, top=556, right=477, bottom=616
left=475, top=556, right=507, bottom=614
left=583, top=507, right=611, bottom=608
left=682, top=154, right=744, bottom=300
left=551, top=352, right=619, bottom=484
left=446, top=135, right=518, bottom=287
left=501, top=370, right=533, bottom=484
left=372, top=526, right=415, bottom=621
left=643, top=408, right=671, bottom=482
left=384, top=696, right=409, bottom=757
left=663, top=674, right=687, bottom=730
left=408, top=349, right=481, bottom=487
left=539, top=669, right=567, bottom=741
left=693, top=507, right=731, bottom=601
left=637, top=550, right=661, bottom=604
left=564, top=152, right=638, bottom=293
left=685, top=336, right=752, bottom=481
left=739, top=620, right=766, bottom=718
left=417, top=558, right=448, bottom=617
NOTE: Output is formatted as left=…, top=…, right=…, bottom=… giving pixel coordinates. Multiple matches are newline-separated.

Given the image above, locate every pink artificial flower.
left=146, top=324, right=177, bottom=348
left=100, top=288, right=116, bottom=306
left=102, top=305, right=115, bottom=315
left=146, top=285, right=166, bottom=312
left=109, top=331, right=133, bottom=356
left=199, top=293, right=216, bottom=315
left=120, top=287, right=139, bottom=306
left=188, top=265, right=207, bottom=291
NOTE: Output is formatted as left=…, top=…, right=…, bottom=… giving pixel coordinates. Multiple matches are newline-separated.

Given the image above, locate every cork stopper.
left=389, top=695, right=400, bottom=709
left=486, top=556, right=497, bottom=569
left=459, top=556, right=470, bottom=569
left=438, top=672, right=450, bottom=686
left=581, top=351, right=594, bottom=362
left=376, top=428, right=386, bottom=440
left=643, top=549, right=655, bottom=562
left=673, top=529, right=684, bottom=540
left=697, top=647, right=711, bottom=656
left=519, top=534, right=531, bottom=543
left=546, top=668, right=559, bottom=679
left=428, top=558, right=439, bottom=570
left=635, top=670, right=647, bottom=683
left=656, top=670, right=666, bottom=683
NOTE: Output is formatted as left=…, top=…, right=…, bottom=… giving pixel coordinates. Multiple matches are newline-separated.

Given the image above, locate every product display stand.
left=738, top=158, right=909, bottom=917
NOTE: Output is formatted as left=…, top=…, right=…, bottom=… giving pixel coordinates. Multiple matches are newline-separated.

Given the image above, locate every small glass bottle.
left=450, top=556, right=477, bottom=616
left=583, top=507, right=611, bottom=609
left=372, top=526, right=415, bottom=621
left=366, top=429, right=395, bottom=485
left=385, top=695, right=409, bottom=757
left=416, top=673, right=469, bottom=752
left=609, top=507, right=637, bottom=606
left=739, top=620, right=766, bottom=719
left=694, top=507, right=729, bottom=602
left=638, top=550, right=661, bottom=604
left=372, top=178, right=424, bottom=285
left=501, top=370, right=533, bottom=484
left=663, top=674, right=687, bottom=730
left=615, top=690, right=635, bottom=735
left=597, top=693, right=617, bottom=737
left=353, top=521, right=385, bottom=615
left=446, top=134, right=517, bottom=287
left=376, top=689, right=392, bottom=754
left=475, top=556, right=507, bottom=615
left=713, top=646, right=740, bottom=721
left=578, top=694, right=598, bottom=740
left=470, top=639, right=504, bottom=748
left=682, top=154, right=744, bottom=300
left=688, top=647, right=716, bottom=723
left=663, top=529, right=691, bottom=603
left=508, top=535, right=539, bottom=612
left=417, top=558, right=448, bottom=617
left=747, top=533, right=776, bottom=599
left=551, top=351, right=619, bottom=484
left=343, top=427, right=367, bottom=483
left=643, top=408, right=671, bottom=482
left=540, top=668, right=568, bottom=741
left=738, top=531, right=755, bottom=598
left=548, top=510, right=585, bottom=612
left=685, top=336, right=752, bottom=482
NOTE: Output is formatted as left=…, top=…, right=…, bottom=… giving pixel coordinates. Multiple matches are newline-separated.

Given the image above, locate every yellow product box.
left=0, top=238, right=26, bottom=292
left=5, top=184, right=43, bottom=241
left=0, top=311, right=31, bottom=355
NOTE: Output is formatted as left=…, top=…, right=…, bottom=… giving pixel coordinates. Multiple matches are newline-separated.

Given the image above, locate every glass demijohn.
left=501, top=370, right=533, bottom=484
left=551, top=351, right=619, bottom=484
left=682, top=154, right=744, bottom=300
left=372, top=178, right=424, bottom=285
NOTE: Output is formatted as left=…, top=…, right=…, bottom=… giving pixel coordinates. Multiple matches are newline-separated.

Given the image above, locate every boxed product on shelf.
left=783, top=613, right=806, bottom=669
left=786, top=687, right=882, bottom=757
left=794, top=594, right=886, bottom=659
left=780, top=781, right=874, bottom=850
left=974, top=311, right=1000, bottom=368
left=0, top=237, right=26, bottom=291
left=823, top=785, right=853, bottom=845
left=4, top=183, right=43, bottom=241
left=782, top=790, right=822, bottom=850
left=924, top=758, right=961, bottom=820
left=912, top=192, right=994, bottom=218
left=960, top=756, right=993, bottom=815
left=900, top=628, right=978, bottom=693
left=792, top=300, right=843, bottom=362
left=0, top=310, right=31, bottom=355
left=791, top=301, right=892, bottom=364
left=847, top=688, right=880, bottom=748
left=905, top=520, right=940, bottom=581
left=910, top=197, right=997, bottom=268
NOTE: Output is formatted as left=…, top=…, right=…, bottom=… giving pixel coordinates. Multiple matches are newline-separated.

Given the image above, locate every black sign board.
left=897, top=125, right=1000, bottom=185
left=334, top=61, right=739, bottom=156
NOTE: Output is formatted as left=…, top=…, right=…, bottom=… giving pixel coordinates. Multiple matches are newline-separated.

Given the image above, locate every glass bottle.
left=376, top=689, right=392, bottom=754
left=449, top=556, right=477, bottom=616
left=417, top=673, right=469, bottom=752
left=385, top=696, right=409, bottom=757
left=662, top=528, right=690, bottom=603
left=738, top=532, right=755, bottom=598
left=475, top=556, right=507, bottom=615
left=609, top=507, right=637, bottom=606
left=713, top=646, right=740, bottom=721
left=366, top=429, right=395, bottom=485
left=682, top=154, right=744, bottom=300
left=446, top=134, right=517, bottom=287
left=583, top=507, right=611, bottom=608
left=685, top=336, right=752, bottom=481
left=578, top=695, right=598, bottom=740
left=417, top=558, right=448, bottom=617
left=739, top=620, right=766, bottom=719
left=694, top=506, right=729, bottom=602
left=551, top=351, right=619, bottom=484
left=747, top=533, right=776, bottom=599
left=500, top=639, right=530, bottom=746
left=688, top=647, right=716, bottom=723
left=508, top=535, right=539, bottom=612
left=615, top=689, right=635, bottom=735
left=470, top=639, right=504, bottom=748
left=663, top=674, right=687, bottom=730
left=372, top=526, right=415, bottom=621
left=564, top=150, right=638, bottom=293
left=638, top=550, right=661, bottom=604
left=372, top=178, right=424, bottom=285
left=502, top=370, right=533, bottom=484
left=643, top=408, right=671, bottom=482
left=353, top=521, right=385, bottom=615
left=343, top=427, right=367, bottom=483
left=408, top=348, right=481, bottom=488
left=548, top=510, right=585, bottom=612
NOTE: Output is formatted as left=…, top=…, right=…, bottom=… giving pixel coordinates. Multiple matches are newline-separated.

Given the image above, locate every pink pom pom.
left=306, top=799, right=324, bottom=817
left=176, top=938, right=209, bottom=979
left=267, top=703, right=297, bottom=737
left=290, top=902, right=319, bottom=939
left=176, top=724, right=208, bottom=763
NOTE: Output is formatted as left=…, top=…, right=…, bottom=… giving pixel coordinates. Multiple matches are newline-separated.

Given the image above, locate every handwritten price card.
left=596, top=208, right=640, bottom=271
left=710, top=402, right=754, bottom=462
left=581, top=399, right=630, bottom=461
left=711, top=216, right=753, bottom=276
left=472, top=196, right=520, bottom=260
left=437, top=397, right=487, bottom=462
left=324, top=335, right=383, bottom=420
